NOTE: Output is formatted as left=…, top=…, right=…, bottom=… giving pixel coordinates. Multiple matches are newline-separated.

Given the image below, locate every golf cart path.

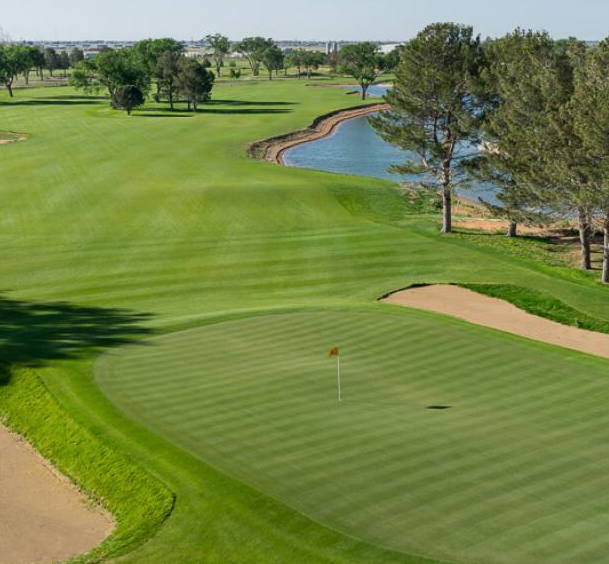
left=0, top=422, right=114, bottom=564
left=384, top=285, right=609, bottom=360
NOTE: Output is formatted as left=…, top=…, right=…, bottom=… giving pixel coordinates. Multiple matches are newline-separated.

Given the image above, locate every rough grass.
left=0, top=366, right=174, bottom=563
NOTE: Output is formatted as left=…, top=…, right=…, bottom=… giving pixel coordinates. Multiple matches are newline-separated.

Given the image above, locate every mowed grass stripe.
left=96, top=309, right=609, bottom=564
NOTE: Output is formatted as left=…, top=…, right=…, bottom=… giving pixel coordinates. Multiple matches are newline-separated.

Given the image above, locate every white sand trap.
left=0, top=423, right=114, bottom=564
left=384, top=285, right=609, bottom=360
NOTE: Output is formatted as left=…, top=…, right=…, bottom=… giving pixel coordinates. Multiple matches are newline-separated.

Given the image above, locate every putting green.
left=96, top=308, right=609, bottom=564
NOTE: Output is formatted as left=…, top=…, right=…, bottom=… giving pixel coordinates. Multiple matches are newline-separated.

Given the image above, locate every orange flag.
left=328, top=346, right=340, bottom=358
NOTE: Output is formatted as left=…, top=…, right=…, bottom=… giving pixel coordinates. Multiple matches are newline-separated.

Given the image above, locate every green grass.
left=96, top=308, right=609, bottom=564
left=1, top=81, right=609, bottom=564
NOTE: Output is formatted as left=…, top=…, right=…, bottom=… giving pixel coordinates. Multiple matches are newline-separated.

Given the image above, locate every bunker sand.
left=0, top=423, right=113, bottom=564
left=384, top=284, right=609, bottom=360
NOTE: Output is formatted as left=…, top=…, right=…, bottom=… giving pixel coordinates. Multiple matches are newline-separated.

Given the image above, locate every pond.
left=285, top=86, right=498, bottom=204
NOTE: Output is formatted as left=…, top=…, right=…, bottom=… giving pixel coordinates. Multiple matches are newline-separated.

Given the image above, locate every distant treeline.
left=0, top=35, right=400, bottom=107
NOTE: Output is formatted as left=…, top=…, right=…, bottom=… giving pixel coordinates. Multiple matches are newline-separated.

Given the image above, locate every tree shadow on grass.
left=197, top=108, right=293, bottom=115
left=136, top=113, right=193, bottom=118
left=0, top=99, right=104, bottom=107
left=43, top=95, right=109, bottom=101
left=139, top=105, right=293, bottom=116
left=0, top=295, right=153, bottom=386
left=207, top=99, right=297, bottom=107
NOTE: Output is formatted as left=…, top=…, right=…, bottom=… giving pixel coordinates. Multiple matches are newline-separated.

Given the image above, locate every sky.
left=2, top=0, right=609, bottom=42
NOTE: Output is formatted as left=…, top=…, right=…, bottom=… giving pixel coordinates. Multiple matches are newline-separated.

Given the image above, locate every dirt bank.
left=383, top=284, right=609, bottom=360
left=0, top=422, right=114, bottom=564
left=249, top=103, right=389, bottom=165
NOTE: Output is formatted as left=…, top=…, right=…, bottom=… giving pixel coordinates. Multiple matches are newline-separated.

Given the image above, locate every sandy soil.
left=0, top=422, right=114, bottom=564
left=384, top=285, right=609, bottom=360
left=453, top=217, right=557, bottom=235
left=254, top=104, right=389, bottom=165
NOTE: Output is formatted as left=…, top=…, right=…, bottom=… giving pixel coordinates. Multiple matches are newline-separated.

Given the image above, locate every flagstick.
left=337, top=355, right=341, bottom=402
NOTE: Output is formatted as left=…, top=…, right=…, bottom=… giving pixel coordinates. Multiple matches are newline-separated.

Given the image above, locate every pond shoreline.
left=249, top=103, right=389, bottom=165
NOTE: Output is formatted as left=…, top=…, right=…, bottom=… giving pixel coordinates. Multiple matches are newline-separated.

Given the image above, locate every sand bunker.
left=0, top=132, right=28, bottom=146
left=384, top=285, right=609, bottom=360
left=0, top=422, right=114, bottom=564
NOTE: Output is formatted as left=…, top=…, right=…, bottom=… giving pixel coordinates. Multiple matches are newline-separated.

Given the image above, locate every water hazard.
left=284, top=86, right=498, bottom=204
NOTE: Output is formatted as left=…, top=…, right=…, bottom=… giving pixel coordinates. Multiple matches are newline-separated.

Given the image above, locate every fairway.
left=4, top=73, right=609, bottom=564
left=96, top=309, right=609, bottom=564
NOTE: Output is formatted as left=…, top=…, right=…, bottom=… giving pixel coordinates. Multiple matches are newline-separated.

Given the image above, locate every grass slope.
left=460, top=284, right=609, bottom=334
left=0, top=81, right=608, bottom=564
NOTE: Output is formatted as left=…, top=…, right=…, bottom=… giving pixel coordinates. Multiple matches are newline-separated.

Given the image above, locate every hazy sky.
left=2, top=0, right=609, bottom=41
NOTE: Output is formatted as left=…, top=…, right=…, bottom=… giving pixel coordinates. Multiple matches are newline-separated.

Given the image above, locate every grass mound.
left=460, top=283, right=609, bottom=334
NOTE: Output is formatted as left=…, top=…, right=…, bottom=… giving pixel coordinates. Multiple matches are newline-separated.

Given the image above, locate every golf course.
left=3, top=77, right=609, bottom=564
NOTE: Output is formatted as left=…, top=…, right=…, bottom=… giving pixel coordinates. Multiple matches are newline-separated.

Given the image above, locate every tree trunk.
left=578, top=207, right=592, bottom=270
left=603, top=212, right=609, bottom=284
left=24, top=70, right=29, bottom=85
left=6, top=83, right=13, bottom=97
left=297, top=66, right=301, bottom=79
left=507, top=221, right=517, bottom=238
left=361, top=87, right=367, bottom=100
left=268, top=70, right=272, bottom=81
left=442, top=187, right=452, bottom=233
left=169, top=86, right=174, bottom=111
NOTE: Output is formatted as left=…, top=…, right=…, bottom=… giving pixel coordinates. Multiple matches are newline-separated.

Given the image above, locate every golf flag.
left=328, top=346, right=341, bottom=401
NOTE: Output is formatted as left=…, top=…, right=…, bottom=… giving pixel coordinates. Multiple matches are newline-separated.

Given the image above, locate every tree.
left=233, top=37, right=273, bottom=76
left=69, top=48, right=84, bottom=68
left=464, top=32, right=559, bottom=238
left=382, top=45, right=405, bottom=71
left=44, top=47, right=59, bottom=77
left=484, top=31, right=594, bottom=268
left=205, top=34, right=230, bottom=77
left=157, top=51, right=182, bottom=110
left=177, top=58, right=215, bottom=111
left=262, top=45, right=284, bottom=80
left=327, top=51, right=339, bottom=73
left=370, top=23, right=485, bottom=233
left=338, top=42, right=383, bottom=100
left=116, top=85, right=144, bottom=115
left=0, top=44, right=29, bottom=97
left=302, top=51, right=325, bottom=79
left=71, top=48, right=150, bottom=109
left=286, top=50, right=305, bottom=78
left=18, top=45, right=40, bottom=86
left=133, top=38, right=183, bottom=100
left=58, top=51, right=70, bottom=77
left=570, top=40, right=609, bottom=282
